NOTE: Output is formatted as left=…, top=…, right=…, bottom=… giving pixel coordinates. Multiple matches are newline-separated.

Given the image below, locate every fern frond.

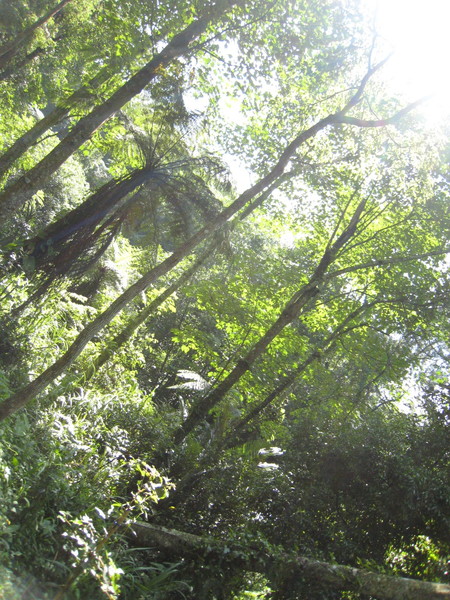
left=169, top=370, right=211, bottom=392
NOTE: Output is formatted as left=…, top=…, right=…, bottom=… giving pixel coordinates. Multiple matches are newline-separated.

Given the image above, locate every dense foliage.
left=0, top=0, right=449, bottom=598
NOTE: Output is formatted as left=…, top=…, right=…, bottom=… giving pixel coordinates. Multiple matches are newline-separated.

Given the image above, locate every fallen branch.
left=130, top=522, right=450, bottom=600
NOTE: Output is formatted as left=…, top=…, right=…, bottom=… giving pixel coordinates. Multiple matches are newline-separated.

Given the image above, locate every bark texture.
left=130, top=522, right=450, bottom=600
left=0, top=0, right=74, bottom=70
left=173, top=196, right=368, bottom=443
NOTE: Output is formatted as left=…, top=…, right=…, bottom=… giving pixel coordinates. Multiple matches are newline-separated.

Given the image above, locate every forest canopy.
left=0, top=0, right=449, bottom=598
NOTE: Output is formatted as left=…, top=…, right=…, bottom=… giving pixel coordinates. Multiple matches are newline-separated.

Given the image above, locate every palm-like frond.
left=11, top=107, right=232, bottom=311
left=169, top=369, right=211, bottom=392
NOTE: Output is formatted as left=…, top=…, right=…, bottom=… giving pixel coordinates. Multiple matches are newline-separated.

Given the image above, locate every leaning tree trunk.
left=0, top=0, right=74, bottom=71
left=173, top=195, right=368, bottom=443
left=0, top=71, right=421, bottom=422
left=0, top=46, right=46, bottom=82
left=130, top=522, right=450, bottom=600
left=85, top=247, right=216, bottom=381
left=66, top=178, right=286, bottom=387
left=0, top=0, right=240, bottom=221
left=160, top=306, right=370, bottom=502
left=0, top=64, right=116, bottom=178
left=223, top=306, right=367, bottom=449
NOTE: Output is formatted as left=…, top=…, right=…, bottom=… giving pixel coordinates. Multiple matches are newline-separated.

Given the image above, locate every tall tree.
left=0, top=64, right=115, bottom=177
left=0, top=0, right=241, bottom=221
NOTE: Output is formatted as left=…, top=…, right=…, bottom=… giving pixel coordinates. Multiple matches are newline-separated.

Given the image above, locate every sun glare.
left=368, top=0, right=450, bottom=123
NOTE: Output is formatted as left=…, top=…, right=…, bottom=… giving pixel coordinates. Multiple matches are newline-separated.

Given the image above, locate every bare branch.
left=326, top=247, right=450, bottom=279
left=340, top=54, right=392, bottom=113
left=336, top=97, right=431, bottom=127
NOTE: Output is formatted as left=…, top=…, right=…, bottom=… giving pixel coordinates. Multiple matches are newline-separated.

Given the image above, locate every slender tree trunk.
left=0, top=73, right=420, bottom=421
left=76, top=178, right=286, bottom=385
left=174, top=283, right=322, bottom=443
left=224, top=306, right=368, bottom=448
left=130, top=522, right=450, bottom=600
left=0, top=46, right=45, bottom=82
left=165, top=310, right=367, bottom=500
left=0, top=0, right=240, bottom=221
left=0, top=0, right=74, bottom=70
left=0, top=64, right=115, bottom=178
left=173, top=197, right=368, bottom=443
left=86, top=251, right=214, bottom=380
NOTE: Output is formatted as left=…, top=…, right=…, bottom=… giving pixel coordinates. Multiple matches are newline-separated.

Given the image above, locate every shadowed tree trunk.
left=0, top=64, right=116, bottom=177
left=67, top=178, right=287, bottom=386
left=162, top=306, right=371, bottom=500
left=0, top=0, right=74, bottom=70
left=223, top=305, right=369, bottom=449
left=129, top=522, right=450, bottom=600
left=0, top=0, right=240, bottom=221
left=0, top=46, right=45, bottom=81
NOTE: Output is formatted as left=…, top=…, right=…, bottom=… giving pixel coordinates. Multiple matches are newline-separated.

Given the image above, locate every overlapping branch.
left=0, top=59, right=426, bottom=422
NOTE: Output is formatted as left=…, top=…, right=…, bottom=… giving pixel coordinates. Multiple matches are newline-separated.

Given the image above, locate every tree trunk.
left=173, top=196, right=368, bottom=443
left=162, top=309, right=368, bottom=500
left=0, top=0, right=74, bottom=70
left=0, top=0, right=240, bottom=221
left=0, top=64, right=115, bottom=178
left=0, top=74, right=420, bottom=421
left=222, top=306, right=369, bottom=451
left=174, top=283, right=322, bottom=443
left=70, top=178, right=286, bottom=386
left=129, top=522, right=450, bottom=600
left=0, top=46, right=46, bottom=82
left=87, top=250, right=215, bottom=379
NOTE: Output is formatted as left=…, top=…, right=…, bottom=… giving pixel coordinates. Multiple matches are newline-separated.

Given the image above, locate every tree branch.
left=335, top=97, right=430, bottom=127
left=326, top=247, right=450, bottom=279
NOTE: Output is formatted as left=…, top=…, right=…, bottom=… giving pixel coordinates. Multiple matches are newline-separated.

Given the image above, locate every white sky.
left=369, top=0, right=450, bottom=122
